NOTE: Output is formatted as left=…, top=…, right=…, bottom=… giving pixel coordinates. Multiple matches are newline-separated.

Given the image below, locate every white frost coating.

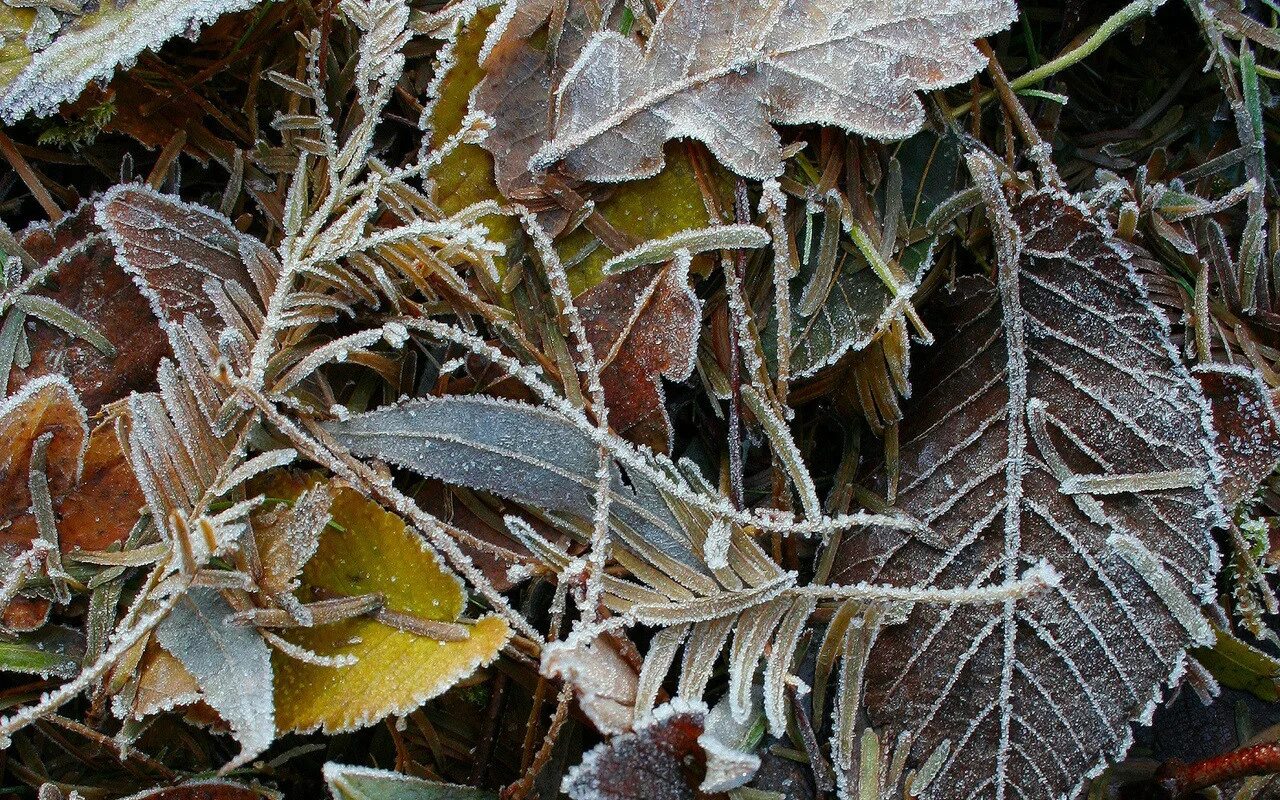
left=541, top=632, right=639, bottom=735
left=532, top=0, right=1018, bottom=181
left=0, top=0, right=263, bottom=123
left=155, top=587, right=275, bottom=771
left=600, top=225, right=770, bottom=275
left=0, top=373, right=89, bottom=483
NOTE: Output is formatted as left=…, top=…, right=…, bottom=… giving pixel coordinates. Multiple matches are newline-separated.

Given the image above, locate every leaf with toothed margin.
left=531, top=0, right=1016, bottom=182
left=834, top=176, right=1224, bottom=800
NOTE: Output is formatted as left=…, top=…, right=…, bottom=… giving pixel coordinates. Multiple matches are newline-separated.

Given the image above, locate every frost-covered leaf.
left=834, top=184, right=1223, bottom=800
left=326, top=394, right=703, bottom=568
left=0, top=0, right=262, bottom=123
left=95, top=183, right=274, bottom=339
left=324, top=763, right=497, bottom=800
left=542, top=633, right=640, bottom=735
left=0, top=374, right=87, bottom=548
left=155, top=587, right=275, bottom=769
left=0, top=625, right=83, bottom=678
left=1192, top=626, right=1280, bottom=703
left=768, top=132, right=962, bottom=377
left=562, top=699, right=759, bottom=800
left=579, top=257, right=699, bottom=452
left=1195, top=364, right=1280, bottom=505
left=532, top=0, right=1017, bottom=181
left=272, top=480, right=511, bottom=734
left=9, top=202, right=168, bottom=412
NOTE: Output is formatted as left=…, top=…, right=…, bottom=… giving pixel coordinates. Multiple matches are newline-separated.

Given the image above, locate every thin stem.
left=951, top=0, right=1167, bottom=120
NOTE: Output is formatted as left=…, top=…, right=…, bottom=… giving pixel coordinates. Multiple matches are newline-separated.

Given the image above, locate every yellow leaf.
left=557, top=144, right=731, bottom=296
left=271, top=480, right=510, bottom=734
left=428, top=7, right=520, bottom=283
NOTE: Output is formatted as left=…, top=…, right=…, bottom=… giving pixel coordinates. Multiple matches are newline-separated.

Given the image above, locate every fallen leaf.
left=0, top=0, right=262, bottom=123
left=58, top=419, right=147, bottom=553
left=542, top=632, right=640, bottom=735
left=10, top=202, right=168, bottom=412
left=155, top=587, right=276, bottom=769
left=272, top=481, right=511, bottom=734
left=835, top=183, right=1223, bottom=800
left=324, top=762, right=498, bottom=800
left=578, top=257, right=699, bottom=452
left=326, top=394, right=702, bottom=568
left=95, top=183, right=270, bottom=336
left=532, top=0, right=1017, bottom=181
left=0, top=374, right=143, bottom=564
left=129, top=641, right=204, bottom=719
left=561, top=700, right=753, bottom=800
left=0, top=374, right=87, bottom=553
left=1195, top=363, right=1280, bottom=505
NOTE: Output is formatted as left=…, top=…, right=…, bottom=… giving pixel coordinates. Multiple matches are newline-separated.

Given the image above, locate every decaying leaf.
left=0, top=374, right=87, bottom=553
left=1195, top=363, right=1280, bottom=505
left=0, top=0, right=262, bottom=122
left=561, top=699, right=760, bottom=800
left=531, top=0, right=1017, bottom=181
left=95, top=183, right=273, bottom=337
left=272, top=481, right=511, bottom=734
left=155, top=587, right=276, bottom=769
left=835, top=182, right=1224, bottom=800
left=9, top=203, right=168, bottom=411
left=578, top=257, right=699, bottom=452
left=542, top=632, right=640, bottom=735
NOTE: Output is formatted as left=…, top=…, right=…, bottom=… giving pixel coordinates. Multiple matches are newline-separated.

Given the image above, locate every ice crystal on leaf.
left=531, top=0, right=1017, bottom=181
left=834, top=163, right=1225, bottom=800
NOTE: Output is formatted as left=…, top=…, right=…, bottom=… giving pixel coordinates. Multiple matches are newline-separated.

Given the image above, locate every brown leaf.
left=531, top=0, right=1017, bottom=181
left=9, top=203, right=168, bottom=412
left=0, top=375, right=88, bottom=552
left=835, top=186, right=1222, bottom=800
left=0, top=375, right=142, bottom=562
left=562, top=701, right=711, bottom=800
left=579, top=259, right=700, bottom=452
left=95, top=183, right=272, bottom=334
left=473, top=0, right=601, bottom=198
left=1196, top=364, right=1280, bottom=506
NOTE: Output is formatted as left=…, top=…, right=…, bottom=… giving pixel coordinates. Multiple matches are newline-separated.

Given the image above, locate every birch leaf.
left=1195, top=363, right=1280, bottom=505
left=0, top=0, right=262, bottom=123
left=834, top=185, right=1223, bottom=800
left=155, top=587, right=275, bottom=769
left=531, top=0, right=1017, bottom=182
left=272, top=481, right=511, bottom=734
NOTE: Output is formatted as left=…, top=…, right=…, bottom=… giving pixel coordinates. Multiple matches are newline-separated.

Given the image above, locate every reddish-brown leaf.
left=9, top=203, right=168, bottom=412
left=1196, top=364, right=1280, bottom=505
left=579, top=260, right=700, bottom=452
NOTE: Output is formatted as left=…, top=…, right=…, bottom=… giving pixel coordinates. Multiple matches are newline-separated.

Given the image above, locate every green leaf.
left=0, top=625, right=83, bottom=678
left=1193, top=626, right=1280, bottom=702
left=324, top=763, right=497, bottom=800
